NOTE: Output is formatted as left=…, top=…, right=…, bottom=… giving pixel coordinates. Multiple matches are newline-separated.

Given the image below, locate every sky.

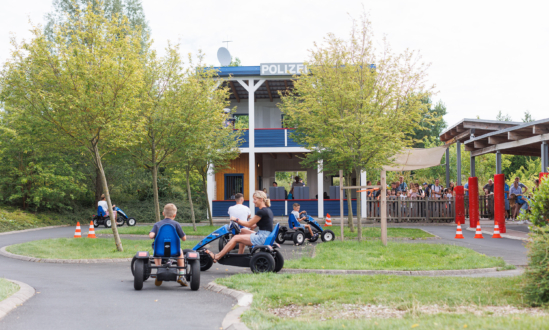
left=1, top=0, right=548, bottom=127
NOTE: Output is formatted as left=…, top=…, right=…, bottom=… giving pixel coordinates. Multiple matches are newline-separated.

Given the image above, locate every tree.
left=522, top=110, right=535, bottom=123
left=280, top=14, right=433, bottom=241
left=229, top=57, right=241, bottom=67
left=496, top=110, right=512, bottom=122
left=0, top=6, right=145, bottom=251
left=411, top=98, right=447, bottom=148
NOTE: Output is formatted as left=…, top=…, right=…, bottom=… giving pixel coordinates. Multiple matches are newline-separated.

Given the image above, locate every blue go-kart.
left=276, top=212, right=335, bottom=245
left=132, top=224, right=201, bottom=291
left=193, top=221, right=284, bottom=273
left=92, top=205, right=136, bottom=228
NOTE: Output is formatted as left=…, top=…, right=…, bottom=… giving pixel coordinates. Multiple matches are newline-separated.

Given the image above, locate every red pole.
left=455, top=186, right=465, bottom=225
left=469, top=177, right=479, bottom=228
left=494, top=174, right=506, bottom=234
left=540, top=172, right=549, bottom=182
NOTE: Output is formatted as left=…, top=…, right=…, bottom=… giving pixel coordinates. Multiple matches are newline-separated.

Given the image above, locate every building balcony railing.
left=234, top=128, right=303, bottom=148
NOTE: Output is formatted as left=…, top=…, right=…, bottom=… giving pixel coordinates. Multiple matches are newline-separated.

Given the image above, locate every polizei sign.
left=260, top=63, right=307, bottom=76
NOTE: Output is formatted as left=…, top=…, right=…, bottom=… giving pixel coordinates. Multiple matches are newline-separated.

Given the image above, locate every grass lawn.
left=285, top=240, right=507, bottom=270
left=330, top=226, right=434, bottom=239
left=6, top=238, right=198, bottom=259
left=0, top=207, right=69, bottom=233
left=217, top=273, right=546, bottom=330
left=0, top=278, right=19, bottom=302
left=96, top=225, right=218, bottom=237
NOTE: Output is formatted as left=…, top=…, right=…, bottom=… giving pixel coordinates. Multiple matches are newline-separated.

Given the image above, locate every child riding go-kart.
left=132, top=223, right=200, bottom=291
left=276, top=211, right=335, bottom=245
left=92, top=205, right=136, bottom=228
left=193, top=221, right=284, bottom=273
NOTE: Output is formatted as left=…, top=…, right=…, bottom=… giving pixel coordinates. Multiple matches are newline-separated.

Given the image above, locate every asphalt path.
left=0, top=224, right=527, bottom=329
left=0, top=226, right=307, bottom=330
left=411, top=225, right=528, bottom=266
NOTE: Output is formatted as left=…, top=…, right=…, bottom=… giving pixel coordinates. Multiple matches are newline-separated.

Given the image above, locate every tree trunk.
left=94, top=144, right=123, bottom=252
left=355, top=168, right=362, bottom=242
left=185, top=166, right=197, bottom=231
left=202, top=174, right=213, bottom=226
left=346, top=172, right=354, bottom=232
left=95, top=167, right=103, bottom=208
left=152, top=164, right=161, bottom=222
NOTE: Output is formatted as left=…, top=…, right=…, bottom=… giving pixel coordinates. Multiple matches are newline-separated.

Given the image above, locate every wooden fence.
left=365, top=195, right=495, bottom=223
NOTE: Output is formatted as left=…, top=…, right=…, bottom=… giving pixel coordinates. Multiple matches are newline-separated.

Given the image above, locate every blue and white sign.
left=260, top=63, right=307, bottom=76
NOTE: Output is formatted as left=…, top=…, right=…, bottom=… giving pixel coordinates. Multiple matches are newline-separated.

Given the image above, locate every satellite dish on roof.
left=217, top=47, right=231, bottom=66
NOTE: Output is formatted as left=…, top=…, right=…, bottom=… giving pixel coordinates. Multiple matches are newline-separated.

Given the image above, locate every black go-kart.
left=276, top=212, right=335, bottom=245
left=132, top=224, right=200, bottom=291
left=193, top=221, right=284, bottom=273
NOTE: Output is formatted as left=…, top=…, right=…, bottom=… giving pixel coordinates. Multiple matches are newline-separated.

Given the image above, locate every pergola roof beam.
left=229, top=81, right=240, bottom=103
left=470, top=133, right=549, bottom=157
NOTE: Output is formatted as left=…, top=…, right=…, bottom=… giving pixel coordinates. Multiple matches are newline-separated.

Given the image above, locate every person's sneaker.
left=155, top=279, right=162, bottom=286
left=517, top=220, right=525, bottom=224
left=177, top=276, right=188, bottom=287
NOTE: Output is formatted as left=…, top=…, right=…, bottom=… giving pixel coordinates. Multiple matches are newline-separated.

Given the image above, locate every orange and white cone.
left=492, top=223, right=502, bottom=238
left=474, top=224, right=484, bottom=239
left=324, top=214, right=332, bottom=227
left=74, top=222, right=82, bottom=238
left=454, top=224, right=464, bottom=239
left=87, top=221, right=96, bottom=239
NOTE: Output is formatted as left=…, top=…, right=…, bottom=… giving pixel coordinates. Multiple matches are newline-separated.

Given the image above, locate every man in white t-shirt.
left=228, top=193, right=252, bottom=254
left=98, top=194, right=108, bottom=216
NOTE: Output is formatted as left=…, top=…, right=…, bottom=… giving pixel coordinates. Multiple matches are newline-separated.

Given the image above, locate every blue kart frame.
left=193, top=221, right=284, bottom=273
left=276, top=213, right=335, bottom=245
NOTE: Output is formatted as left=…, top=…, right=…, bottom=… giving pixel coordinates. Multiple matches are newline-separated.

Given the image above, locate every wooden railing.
left=365, top=195, right=495, bottom=223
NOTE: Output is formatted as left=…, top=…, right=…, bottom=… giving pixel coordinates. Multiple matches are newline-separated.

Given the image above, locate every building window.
left=224, top=174, right=244, bottom=200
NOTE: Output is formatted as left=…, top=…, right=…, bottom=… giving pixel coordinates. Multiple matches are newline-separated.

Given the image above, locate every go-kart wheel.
left=273, top=250, right=284, bottom=273
left=199, top=252, right=213, bottom=271
left=189, top=259, right=200, bottom=291
left=250, top=252, right=275, bottom=273
left=104, top=217, right=112, bottom=228
left=133, top=259, right=145, bottom=290
left=131, top=257, right=151, bottom=281
left=116, top=217, right=124, bottom=227
left=127, top=218, right=136, bottom=226
left=321, top=230, right=335, bottom=242
left=293, top=232, right=305, bottom=245
left=275, top=232, right=286, bottom=244
left=93, top=218, right=99, bottom=228
left=218, top=235, right=238, bottom=251
left=308, top=233, right=319, bottom=243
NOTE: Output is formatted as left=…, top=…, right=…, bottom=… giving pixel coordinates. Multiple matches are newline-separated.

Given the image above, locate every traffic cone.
left=73, top=222, right=81, bottom=238
left=474, top=224, right=484, bottom=239
left=87, top=221, right=96, bottom=239
left=454, top=224, right=464, bottom=239
left=492, top=223, right=502, bottom=238
left=324, top=214, right=332, bottom=227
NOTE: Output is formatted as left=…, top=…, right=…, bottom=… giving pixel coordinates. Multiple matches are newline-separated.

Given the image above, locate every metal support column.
left=317, top=160, right=324, bottom=219
left=456, top=141, right=462, bottom=186
left=542, top=141, right=548, bottom=172
left=206, top=164, right=215, bottom=219
left=496, top=151, right=502, bottom=174
left=445, top=148, right=450, bottom=186
left=471, top=156, right=476, bottom=178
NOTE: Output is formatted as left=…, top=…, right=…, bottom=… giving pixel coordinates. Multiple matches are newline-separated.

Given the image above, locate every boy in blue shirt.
left=149, top=203, right=187, bottom=286
left=291, top=203, right=317, bottom=239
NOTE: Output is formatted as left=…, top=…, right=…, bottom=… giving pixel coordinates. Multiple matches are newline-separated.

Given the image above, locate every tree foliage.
left=280, top=14, right=433, bottom=240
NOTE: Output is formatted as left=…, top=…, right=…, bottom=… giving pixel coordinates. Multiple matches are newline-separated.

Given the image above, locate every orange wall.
left=215, top=154, right=263, bottom=200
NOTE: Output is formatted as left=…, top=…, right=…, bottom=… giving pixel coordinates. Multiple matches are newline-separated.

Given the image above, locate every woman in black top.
left=206, top=190, right=273, bottom=262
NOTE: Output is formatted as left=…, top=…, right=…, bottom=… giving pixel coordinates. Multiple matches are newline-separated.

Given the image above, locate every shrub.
left=523, top=226, right=549, bottom=306
left=524, top=178, right=549, bottom=227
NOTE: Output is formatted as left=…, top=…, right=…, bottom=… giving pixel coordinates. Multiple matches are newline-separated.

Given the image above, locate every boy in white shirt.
left=228, top=193, right=252, bottom=254
left=291, top=203, right=317, bottom=238
left=98, top=194, right=108, bottom=216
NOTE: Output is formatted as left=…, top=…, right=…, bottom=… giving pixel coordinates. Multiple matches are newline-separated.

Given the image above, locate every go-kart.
left=276, top=212, right=335, bottom=245
left=92, top=205, right=136, bottom=228
left=193, top=221, right=284, bottom=273
left=132, top=224, right=200, bottom=291
left=113, top=206, right=136, bottom=226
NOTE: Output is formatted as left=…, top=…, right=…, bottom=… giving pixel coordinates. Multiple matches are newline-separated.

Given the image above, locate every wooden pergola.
left=440, top=118, right=549, bottom=181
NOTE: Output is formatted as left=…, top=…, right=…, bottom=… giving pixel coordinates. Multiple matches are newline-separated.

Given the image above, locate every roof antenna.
left=222, top=36, right=232, bottom=49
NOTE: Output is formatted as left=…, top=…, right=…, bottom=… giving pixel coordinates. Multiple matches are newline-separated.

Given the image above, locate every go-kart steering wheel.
left=230, top=220, right=241, bottom=234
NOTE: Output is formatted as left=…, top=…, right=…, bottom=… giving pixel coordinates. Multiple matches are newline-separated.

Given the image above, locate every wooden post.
left=380, top=170, right=387, bottom=246
left=339, top=170, right=344, bottom=241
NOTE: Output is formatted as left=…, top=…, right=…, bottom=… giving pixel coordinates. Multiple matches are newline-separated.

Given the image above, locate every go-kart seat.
left=153, top=224, right=181, bottom=257
left=288, top=213, right=301, bottom=229
left=263, top=223, right=280, bottom=246
left=97, top=206, right=107, bottom=218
